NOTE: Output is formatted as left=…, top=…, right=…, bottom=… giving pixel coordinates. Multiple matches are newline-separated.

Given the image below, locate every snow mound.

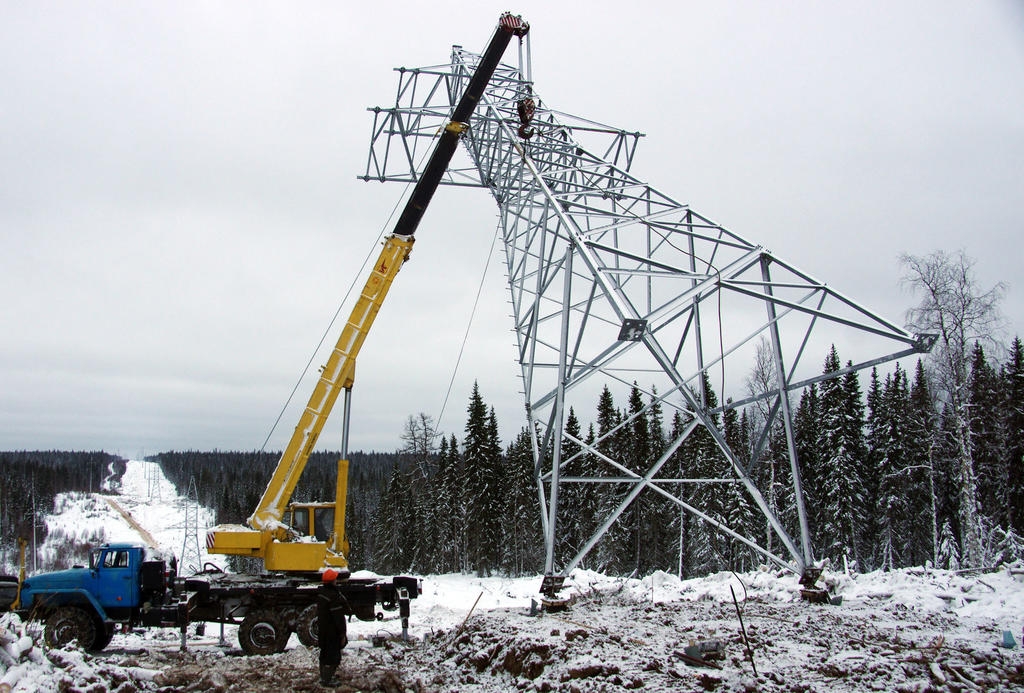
left=0, top=613, right=161, bottom=692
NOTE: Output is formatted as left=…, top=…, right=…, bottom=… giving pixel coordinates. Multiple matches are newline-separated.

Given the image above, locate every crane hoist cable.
left=432, top=217, right=502, bottom=444
left=259, top=130, right=443, bottom=453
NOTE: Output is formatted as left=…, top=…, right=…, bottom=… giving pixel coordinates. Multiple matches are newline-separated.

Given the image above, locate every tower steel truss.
left=363, top=34, right=933, bottom=583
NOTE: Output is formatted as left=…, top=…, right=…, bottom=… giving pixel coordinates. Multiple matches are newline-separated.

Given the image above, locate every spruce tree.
left=968, top=342, right=1005, bottom=529
left=462, top=383, right=503, bottom=576
left=667, top=411, right=690, bottom=577
left=842, top=362, right=869, bottom=565
left=682, top=373, right=724, bottom=576
left=594, top=386, right=627, bottom=573
left=434, top=435, right=464, bottom=573
left=907, top=359, right=940, bottom=566
left=1004, top=337, right=1024, bottom=536
left=644, top=388, right=675, bottom=573
left=373, top=467, right=406, bottom=573
left=876, top=367, right=909, bottom=570
left=449, top=433, right=469, bottom=573
left=483, top=408, right=504, bottom=572
left=933, top=409, right=963, bottom=562
left=502, top=428, right=542, bottom=575
left=795, top=383, right=824, bottom=552
left=721, top=400, right=756, bottom=570
left=937, top=519, right=961, bottom=570
left=578, top=423, right=601, bottom=569
left=816, top=347, right=866, bottom=567
left=556, top=408, right=584, bottom=567
left=861, top=368, right=884, bottom=569
left=625, top=383, right=650, bottom=575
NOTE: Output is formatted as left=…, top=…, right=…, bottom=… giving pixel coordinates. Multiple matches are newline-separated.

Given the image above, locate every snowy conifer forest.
left=1, top=331, right=1024, bottom=691
left=2, top=296, right=1024, bottom=690
left=3, top=334, right=1021, bottom=581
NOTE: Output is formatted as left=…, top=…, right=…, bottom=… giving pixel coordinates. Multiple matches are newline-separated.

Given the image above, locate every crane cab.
left=286, top=502, right=335, bottom=542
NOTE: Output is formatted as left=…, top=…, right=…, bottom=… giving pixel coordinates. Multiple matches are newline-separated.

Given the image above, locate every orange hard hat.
left=322, top=569, right=339, bottom=583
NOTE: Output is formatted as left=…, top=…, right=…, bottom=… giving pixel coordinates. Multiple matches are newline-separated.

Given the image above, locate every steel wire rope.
left=259, top=127, right=443, bottom=453
left=430, top=217, right=501, bottom=446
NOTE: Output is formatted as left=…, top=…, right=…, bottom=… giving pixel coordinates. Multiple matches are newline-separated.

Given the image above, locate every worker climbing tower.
left=362, top=25, right=934, bottom=590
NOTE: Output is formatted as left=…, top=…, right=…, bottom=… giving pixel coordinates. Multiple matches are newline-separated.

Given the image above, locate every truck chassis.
left=5, top=544, right=418, bottom=656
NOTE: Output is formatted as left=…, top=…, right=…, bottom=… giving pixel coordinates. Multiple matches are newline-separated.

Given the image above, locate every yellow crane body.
left=207, top=236, right=412, bottom=572
left=203, top=12, right=528, bottom=576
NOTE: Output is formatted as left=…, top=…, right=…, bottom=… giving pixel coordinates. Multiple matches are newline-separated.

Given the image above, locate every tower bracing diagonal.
left=363, top=27, right=935, bottom=589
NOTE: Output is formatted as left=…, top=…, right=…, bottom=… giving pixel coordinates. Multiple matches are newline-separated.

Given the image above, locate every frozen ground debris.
left=4, top=565, right=1024, bottom=691
left=395, top=588, right=1024, bottom=692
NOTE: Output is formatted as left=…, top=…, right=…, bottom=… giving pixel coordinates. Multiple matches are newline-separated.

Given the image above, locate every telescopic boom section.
left=210, top=13, right=528, bottom=572
left=392, top=12, right=529, bottom=237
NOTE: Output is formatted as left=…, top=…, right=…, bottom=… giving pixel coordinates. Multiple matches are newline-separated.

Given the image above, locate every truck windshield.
left=103, top=550, right=130, bottom=568
left=90, top=550, right=101, bottom=570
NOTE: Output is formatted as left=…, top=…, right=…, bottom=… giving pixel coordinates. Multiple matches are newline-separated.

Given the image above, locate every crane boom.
left=207, top=13, right=529, bottom=573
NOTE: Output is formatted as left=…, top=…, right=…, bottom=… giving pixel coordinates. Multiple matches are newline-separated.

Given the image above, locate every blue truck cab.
left=16, top=543, right=177, bottom=651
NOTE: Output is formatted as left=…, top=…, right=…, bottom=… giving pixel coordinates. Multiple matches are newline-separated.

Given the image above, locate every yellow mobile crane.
left=206, top=13, right=530, bottom=575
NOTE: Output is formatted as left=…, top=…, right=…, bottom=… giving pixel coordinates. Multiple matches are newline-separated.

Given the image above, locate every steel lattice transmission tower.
left=362, top=26, right=934, bottom=587
left=179, top=475, right=203, bottom=574
left=146, top=459, right=162, bottom=501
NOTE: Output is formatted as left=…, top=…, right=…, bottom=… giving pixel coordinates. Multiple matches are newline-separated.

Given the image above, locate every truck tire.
left=238, top=609, right=289, bottom=655
left=44, top=607, right=97, bottom=649
left=91, top=621, right=115, bottom=651
left=295, top=604, right=318, bottom=647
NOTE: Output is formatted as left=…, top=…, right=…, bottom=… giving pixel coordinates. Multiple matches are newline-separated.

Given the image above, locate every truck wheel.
left=44, top=607, right=96, bottom=649
left=295, top=604, right=318, bottom=647
left=91, top=622, right=115, bottom=651
left=238, top=610, right=289, bottom=655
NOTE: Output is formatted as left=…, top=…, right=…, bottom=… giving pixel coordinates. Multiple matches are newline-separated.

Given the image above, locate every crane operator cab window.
left=287, top=505, right=334, bottom=542
left=312, top=508, right=334, bottom=542
left=289, top=507, right=310, bottom=536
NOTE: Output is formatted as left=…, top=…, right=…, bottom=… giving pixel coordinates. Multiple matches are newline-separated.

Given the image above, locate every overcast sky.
left=2, top=1, right=1022, bottom=456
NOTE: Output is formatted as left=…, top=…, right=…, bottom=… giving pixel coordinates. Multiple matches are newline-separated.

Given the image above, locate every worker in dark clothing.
left=317, top=568, right=348, bottom=686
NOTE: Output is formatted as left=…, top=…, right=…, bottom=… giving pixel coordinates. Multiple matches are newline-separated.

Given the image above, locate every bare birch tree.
left=900, top=250, right=1005, bottom=567
left=401, top=412, right=438, bottom=463
left=744, top=337, right=785, bottom=553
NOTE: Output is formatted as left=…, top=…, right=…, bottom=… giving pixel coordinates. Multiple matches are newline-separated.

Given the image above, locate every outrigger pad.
left=799, top=567, right=823, bottom=588
left=798, top=567, right=832, bottom=604
left=539, top=574, right=565, bottom=598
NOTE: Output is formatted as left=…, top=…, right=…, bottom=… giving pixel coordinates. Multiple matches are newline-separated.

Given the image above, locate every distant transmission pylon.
left=146, top=460, right=162, bottom=501
left=363, top=17, right=935, bottom=590
left=179, top=476, right=202, bottom=574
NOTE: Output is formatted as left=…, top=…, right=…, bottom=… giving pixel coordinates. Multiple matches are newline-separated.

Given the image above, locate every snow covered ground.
left=2, top=460, right=1024, bottom=691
